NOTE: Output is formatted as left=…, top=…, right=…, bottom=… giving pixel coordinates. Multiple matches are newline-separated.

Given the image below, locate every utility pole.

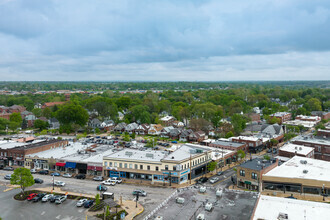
left=169, top=171, right=172, bottom=186
left=189, top=154, right=192, bottom=184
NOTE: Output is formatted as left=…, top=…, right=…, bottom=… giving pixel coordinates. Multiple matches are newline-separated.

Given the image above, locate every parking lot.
left=0, top=185, right=97, bottom=220
left=151, top=187, right=258, bottom=220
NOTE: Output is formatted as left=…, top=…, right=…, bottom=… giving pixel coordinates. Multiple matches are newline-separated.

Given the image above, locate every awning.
left=87, top=166, right=103, bottom=171
left=56, top=162, right=66, bottom=167
left=65, top=162, right=77, bottom=169
left=244, top=181, right=252, bottom=185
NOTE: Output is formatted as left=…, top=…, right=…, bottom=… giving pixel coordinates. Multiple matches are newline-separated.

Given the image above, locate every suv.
left=76, top=174, right=86, bottom=179
left=34, top=178, right=44, bottom=184
left=84, top=200, right=94, bottom=208
left=50, top=195, right=61, bottom=203
left=96, top=185, right=107, bottom=191
left=132, top=189, right=147, bottom=197
left=197, top=177, right=209, bottom=184
left=4, top=174, right=11, bottom=180
left=38, top=170, right=49, bottom=175
left=111, top=177, right=122, bottom=184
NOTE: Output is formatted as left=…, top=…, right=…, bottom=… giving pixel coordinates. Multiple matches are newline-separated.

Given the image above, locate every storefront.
left=65, top=162, right=77, bottom=174
left=87, top=165, right=103, bottom=176
left=56, top=162, right=66, bottom=172
left=76, top=163, right=87, bottom=174
left=33, top=159, right=49, bottom=170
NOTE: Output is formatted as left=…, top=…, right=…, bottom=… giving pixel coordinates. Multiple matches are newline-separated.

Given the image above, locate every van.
left=176, top=197, right=185, bottom=204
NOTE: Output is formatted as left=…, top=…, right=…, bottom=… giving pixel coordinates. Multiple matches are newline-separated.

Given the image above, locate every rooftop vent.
left=196, top=149, right=203, bottom=153
left=278, top=212, right=288, bottom=220
left=300, top=160, right=307, bottom=164
left=299, top=147, right=302, bottom=150
left=125, top=151, right=133, bottom=156
left=303, top=169, right=308, bottom=174
left=146, top=153, right=154, bottom=158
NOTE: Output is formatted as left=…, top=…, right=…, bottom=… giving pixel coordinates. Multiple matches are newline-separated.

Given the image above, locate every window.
left=187, top=163, right=189, bottom=168
left=104, top=162, right=108, bottom=167
left=251, top=172, right=257, bottom=180
left=184, top=164, right=186, bottom=169
left=240, top=170, right=245, bottom=177
left=114, top=162, right=117, bottom=167
left=147, top=165, right=150, bottom=170
left=124, top=163, right=127, bottom=168
left=135, top=164, right=138, bottom=169
left=109, top=162, right=112, bottom=166
left=119, top=163, right=122, bottom=168
left=173, top=166, right=176, bottom=171
left=140, top=165, right=143, bottom=170
left=129, top=164, right=132, bottom=169
left=318, top=146, right=321, bottom=152
left=156, top=166, right=159, bottom=171
left=165, top=165, right=168, bottom=171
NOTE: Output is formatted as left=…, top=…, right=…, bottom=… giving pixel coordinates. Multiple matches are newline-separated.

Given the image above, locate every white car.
left=55, top=195, right=67, bottom=204
left=42, top=194, right=53, bottom=202
left=30, top=169, right=37, bottom=174
left=76, top=198, right=88, bottom=207
left=54, top=181, right=65, bottom=187
left=102, top=180, right=116, bottom=186
left=62, top=173, right=72, bottom=178
left=111, top=177, right=122, bottom=184
left=209, top=177, right=219, bottom=184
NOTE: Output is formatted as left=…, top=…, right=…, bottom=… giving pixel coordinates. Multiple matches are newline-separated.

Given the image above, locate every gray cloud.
left=0, top=0, right=329, bottom=80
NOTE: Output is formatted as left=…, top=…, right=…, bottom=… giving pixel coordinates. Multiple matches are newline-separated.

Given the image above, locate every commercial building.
left=230, top=136, right=269, bottom=153
left=251, top=195, right=330, bottom=220
left=262, top=156, right=330, bottom=196
left=292, top=135, right=330, bottom=161
left=237, top=158, right=278, bottom=191
left=278, top=143, right=314, bottom=159
left=311, top=111, right=330, bottom=120
left=317, top=129, right=330, bottom=138
left=209, top=140, right=247, bottom=152
left=270, top=112, right=292, bottom=124
left=103, top=144, right=213, bottom=186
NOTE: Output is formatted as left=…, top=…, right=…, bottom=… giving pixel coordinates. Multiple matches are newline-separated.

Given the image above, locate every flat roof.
left=239, top=158, right=276, bottom=171
left=163, top=143, right=211, bottom=162
left=284, top=120, right=319, bottom=128
left=104, top=148, right=167, bottom=163
left=279, top=143, right=314, bottom=156
left=0, top=141, right=27, bottom=149
left=212, top=140, right=245, bottom=148
left=253, top=195, right=330, bottom=220
left=292, top=135, right=330, bottom=146
left=270, top=112, right=290, bottom=117
left=263, top=156, right=330, bottom=182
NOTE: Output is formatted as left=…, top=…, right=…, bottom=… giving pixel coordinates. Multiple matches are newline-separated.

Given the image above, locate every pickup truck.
left=102, top=179, right=116, bottom=186
left=111, top=177, right=122, bottom=184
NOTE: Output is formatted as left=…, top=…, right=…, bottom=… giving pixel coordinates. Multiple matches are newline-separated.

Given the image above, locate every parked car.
left=32, top=193, right=46, bottom=202
left=54, top=181, right=65, bottom=187
left=55, top=195, right=67, bottom=204
left=111, top=177, right=122, bottom=184
left=209, top=177, right=219, bottom=184
left=96, top=185, right=107, bottom=191
left=132, top=189, right=147, bottom=197
left=50, top=195, right=61, bottom=203
left=30, top=169, right=37, bottom=174
left=102, top=179, right=116, bottom=186
left=27, top=193, right=38, bottom=201
left=197, top=177, right=209, bottom=184
left=76, top=174, right=86, bottom=179
left=76, top=198, right=88, bottom=207
left=62, top=173, right=72, bottom=178
left=34, top=178, right=44, bottom=184
left=3, top=166, right=14, bottom=171
left=51, top=172, right=60, bottom=176
left=217, top=171, right=223, bottom=176
left=267, top=149, right=272, bottom=153
left=38, top=170, right=49, bottom=175
left=84, top=200, right=94, bottom=208
left=4, top=174, right=11, bottom=180
left=42, top=194, right=54, bottom=202
left=93, top=176, right=104, bottom=181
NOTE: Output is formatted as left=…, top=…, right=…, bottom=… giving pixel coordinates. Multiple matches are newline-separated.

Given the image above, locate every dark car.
left=50, top=195, right=61, bottom=203
left=96, top=185, right=107, bottom=191
left=32, top=193, right=46, bottom=202
left=197, top=177, right=209, bottom=184
left=51, top=172, right=60, bottom=176
left=34, top=178, right=44, bottom=184
left=38, top=170, right=49, bottom=175
left=267, top=149, right=272, bottom=153
left=93, top=176, right=104, bottom=181
left=3, top=166, right=14, bottom=171
left=76, top=174, right=86, bottom=179
left=84, top=200, right=94, bottom=208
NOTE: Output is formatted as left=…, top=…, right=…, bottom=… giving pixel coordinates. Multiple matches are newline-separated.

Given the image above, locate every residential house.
left=41, top=102, right=65, bottom=109
left=270, top=112, right=292, bottom=124
left=48, top=118, right=60, bottom=129
left=89, top=118, right=102, bottom=129
left=172, top=121, right=185, bottom=128
left=160, top=126, right=174, bottom=138
left=125, top=122, right=139, bottom=134
left=114, top=122, right=127, bottom=133
left=160, top=116, right=175, bottom=126
left=148, top=124, right=163, bottom=136
left=179, top=129, right=193, bottom=142
left=169, top=128, right=182, bottom=140
left=189, top=131, right=207, bottom=142
left=260, top=124, right=284, bottom=142
left=135, top=124, right=150, bottom=135
left=101, top=120, right=115, bottom=131
left=25, top=114, right=37, bottom=128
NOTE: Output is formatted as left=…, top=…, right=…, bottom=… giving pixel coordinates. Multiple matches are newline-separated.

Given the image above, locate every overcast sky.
left=0, top=0, right=330, bottom=81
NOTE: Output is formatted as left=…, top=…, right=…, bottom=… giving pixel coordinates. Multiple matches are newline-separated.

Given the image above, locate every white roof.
left=26, top=142, right=88, bottom=159
left=279, top=143, right=314, bottom=156
left=264, top=156, right=330, bottom=182
left=274, top=156, right=290, bottom=162
left=270, top=112, right=290, bottom=117
left=104, top=149, right=166, bottom=163
left=296, top=115, right=321, bottom=121
left=163, top=144, right=211, bottom=162
left=160, top=116, right=174, bottom=121
left=284, top=120, right=319, bottom=128
left=0, top=141, right=26, bottom=149
left=210, top=149, right=234, bottom=160
left=253, top=195, right=330, bottom=220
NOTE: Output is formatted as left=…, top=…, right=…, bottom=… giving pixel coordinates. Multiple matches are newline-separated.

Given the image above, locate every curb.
left=132, top=205, right=144, bottom=220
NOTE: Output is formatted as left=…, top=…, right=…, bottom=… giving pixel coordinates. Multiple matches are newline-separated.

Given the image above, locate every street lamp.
left=135, top=193, right=139, bottom=208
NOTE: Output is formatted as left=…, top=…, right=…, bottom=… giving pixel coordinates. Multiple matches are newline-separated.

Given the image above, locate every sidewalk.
left=121, top=200, right=144, bottom=219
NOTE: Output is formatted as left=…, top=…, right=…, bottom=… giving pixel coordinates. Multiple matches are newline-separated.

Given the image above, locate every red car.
left=27, top=193, right=38, bottom=201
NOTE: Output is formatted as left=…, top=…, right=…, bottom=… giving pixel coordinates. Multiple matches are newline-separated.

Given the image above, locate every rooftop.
left=212, top=140, right=246, bottom=148
left=270, top=112, right=291, bottom=117
left=283, top=120, right=319, bottom=128
left=279, top=143, right=314, bottom=156
left=263, top=156, right=330, bottom=182
left=292, top=135, right=330, bottom=146
left=239, top=157, right=277, bottom=171
left=0, top=141, right=26, bottom=149
left=252, top=195, right=330, bottom=220
left=104, top=148, right=167, bottom=163
left=163, top=143, right=211, bottom=162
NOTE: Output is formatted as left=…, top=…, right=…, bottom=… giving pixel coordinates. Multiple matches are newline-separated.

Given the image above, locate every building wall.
left=317, top=130, right=330, bottom=138
left=292, top=140, right=330, bottom=162
left=278, top=150, right=314, bottom=159
left=209, top=142, right=247, bottom=152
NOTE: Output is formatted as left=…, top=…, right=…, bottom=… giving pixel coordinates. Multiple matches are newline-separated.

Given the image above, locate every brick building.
left=278, top=143, right=314, bottom=159
left=317, top=129, right=330, bottom=138
left=237, top=158, right=278, bottom=191
left=230, top=136, right=265, bottom=153
left=270, top=112, right=292, bottom=124
left=292, top=136, right=330, bottom=161
left=209, top=140, right=247, bottom=152
left=311, top=111, right=330, bottom=120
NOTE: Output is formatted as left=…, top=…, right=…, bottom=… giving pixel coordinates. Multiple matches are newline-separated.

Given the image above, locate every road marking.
left=41, top=211, right=45, bottom=215
left=56, top=215, right=61, bottom=219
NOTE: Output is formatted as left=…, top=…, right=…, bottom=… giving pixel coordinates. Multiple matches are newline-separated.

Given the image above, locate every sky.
left=0, top=0, right=330, bottom=81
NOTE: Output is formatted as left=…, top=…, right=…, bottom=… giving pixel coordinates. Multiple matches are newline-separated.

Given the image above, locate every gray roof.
left=239, top=158, right=276, bottom=171
left=261, top=124, right=282, bottom=135
left=212, top=140, right=245, bottom=148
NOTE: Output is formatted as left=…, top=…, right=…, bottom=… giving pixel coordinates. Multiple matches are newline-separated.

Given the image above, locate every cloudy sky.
left=0, top=0, right=330, bottom=81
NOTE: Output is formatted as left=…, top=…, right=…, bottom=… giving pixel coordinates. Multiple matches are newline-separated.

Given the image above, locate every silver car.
left=42, top=194, right=54, bottom=202
left=55, top=195, right=67, bottom=204
left=210, top=177, right=219, bottom=184
left=76, top=198, right=88, bottom=207
left=62, top=173, right=72, bottom=178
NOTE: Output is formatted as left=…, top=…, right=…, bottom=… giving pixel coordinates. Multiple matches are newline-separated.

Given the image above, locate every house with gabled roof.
left=114, top=122, right=126, bottom=132
left=125, top=122, right=139, bottom=134
left=135, top=124, right=150, bottom=135
left=148, top=124, right=163, bottom=136
left=160, top=126, right=174, bottom=138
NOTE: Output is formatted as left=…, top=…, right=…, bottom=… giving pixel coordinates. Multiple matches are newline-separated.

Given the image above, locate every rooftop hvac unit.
left=299, top=147, right=302, bottom=150
left=125, top=151, right=133, bottom=156
left=295, top=146, right=298, bottom=150
left=300, top=160, right=307, bottom=164
left=190, top=149, right=197, bottom=154
left=278, top=212, right=288, bottom=220
left=146, top=153, right=154, bottom=158
left=303, top=169, right=308, bottom=174
left=196, top=149, right=203, bottom=153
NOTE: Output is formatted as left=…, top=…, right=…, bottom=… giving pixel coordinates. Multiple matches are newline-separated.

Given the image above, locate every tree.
left=95, top=193, right=100, bottom=206
left=237, top=149, right=246, bottom=162
left=56, top=103, right=88, bottom=130
left=263, top=155, right=271, bottom=161
left=231, top=114, right=247, bottom=135
left=207, top=161, right=217, bottom=172
left=130, top=132, right=136, bottom=139
left=105, top=205, right=110, bottom=217
left=0, top=118, right=9, bottom=131
left=34, top=119, right=49, bottom=131
left=10, top=112, right=22, bottom=124
left=10, top=168, right=34, bottom=194
left=305, top=98, right=322, bottom=111
left=24, top=99, right=34, bottom=111
left=42, top=107, right=52, bottom=119
left=32, top=108, right=42, bottom=117
left=225, top=131, right=234, bottom=138
left=270, top=139, right=279, bottom=146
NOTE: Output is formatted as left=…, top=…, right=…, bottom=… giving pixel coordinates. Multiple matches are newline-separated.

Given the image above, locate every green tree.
left=56, top=103, right=88, bottom=130
left=34, top=119, right=49, bottom=131
left=32, top=108, right=42, bottom=118
left=95, top=193, right=100, bottom=206
left=10, top=168, right=34, bottom=194
left=225, top=131, right=234, bottom=138
left=231, top=114, right=247, bottom=135
left=130, top=132, right=136, bottom=139
left=237, top=149, right=246, bottom=162
left=207, top=161, right=217, bottom=172
left=105, top=205, right=110, bottom=217
left=10, top=112, right=22, bottom=124
left=263, top=155, right=271, bottom=161
left=0, top=118, right=9, bottom=131
left=305, top=98, right=322, bottom=111
left=270, top=139, right=279, bottom=146
left=24, top=99, right=34, bottom=111
left=42, top=107, right=52, bottom=119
